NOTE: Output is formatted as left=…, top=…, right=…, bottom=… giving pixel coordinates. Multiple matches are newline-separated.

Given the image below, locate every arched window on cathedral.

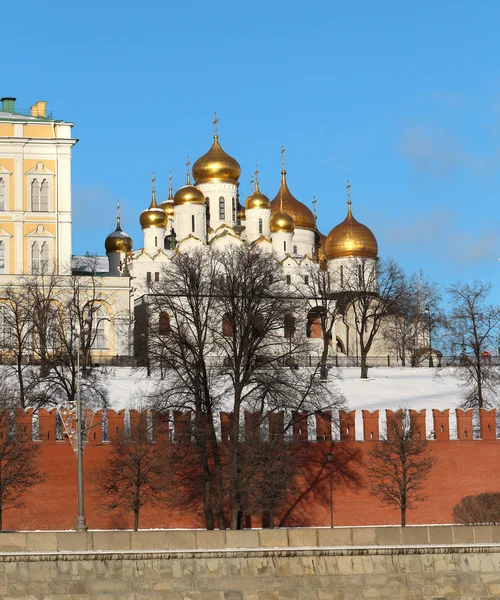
left=286, top=274, right=291, bottom=285
left=205, top=198, right=210, bottom=225
left=232, top=197, right=236, bottom=222
left=191, top=215, right=195, bottom=233
left=159, top=312, right=171, bottom=336
left=253, top=312, right=265, bottom=334
left=0, top=178, right=4, bottom=211
left=219, top=197, right=225, bottom=220
left=283, top=241, right=286, bottom=252
left=284, top=313, right=296, bottom=338
left=31, top=180, right=40, bottom=211
left=258, top=218, right=263, bottom=234
left=293, top=245, right=298, bottom=254
left=222, top=313, right=233, bottom=337
left=40, top=180, right=49, bottom=212
left=0, top=242, right=5, bottom=274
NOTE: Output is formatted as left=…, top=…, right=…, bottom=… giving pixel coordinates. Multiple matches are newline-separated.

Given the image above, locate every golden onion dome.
left=174, top=173, right=206, bottom=206
left=245, top=181, right=271, bottom=210
left=159, top=182, right=175, bottom=218
left=325, top=201, right=378, bottom=260
left=140, top=188, right=168, bottom=229
left=105, top=217, right=133, bottom=253
left=192, top=135, right=241, bottom=184
left=237, top=201, right=245, bottom=221
left=270, top=208, right=295, bottom=234
left=271, top=171, right=316, bottom=230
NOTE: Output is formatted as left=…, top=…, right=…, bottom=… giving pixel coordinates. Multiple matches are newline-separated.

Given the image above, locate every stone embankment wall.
left=2, top=527, right=500, bottom=599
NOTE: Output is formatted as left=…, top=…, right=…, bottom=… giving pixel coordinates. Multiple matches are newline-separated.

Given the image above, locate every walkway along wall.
left=6, top=408, right=500, bottom=530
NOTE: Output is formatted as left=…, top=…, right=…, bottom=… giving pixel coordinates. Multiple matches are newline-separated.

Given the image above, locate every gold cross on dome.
left=152, top=172, right=156, bottom=192
left=186, top=156, right=190, bottom=176
left=213, top=111, right=219, bottom=135
left=281, top=145, right=285, bottom=171
left=250, top=175, right=254, bottom=192
left=255, top=165, right=259, bottom=184
left=169, top=171, right=172, bottom=187
left=346, top=180, right=351, bottom=204
left=312, top=195, right=317, bottom=220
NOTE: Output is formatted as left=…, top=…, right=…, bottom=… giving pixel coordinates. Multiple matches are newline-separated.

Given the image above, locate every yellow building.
left=0, top=97, right=77, bottom=275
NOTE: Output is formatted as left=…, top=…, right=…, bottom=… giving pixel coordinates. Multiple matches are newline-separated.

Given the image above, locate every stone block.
left=130, top=530, right=168, bottom=550
left=428, top=526, right=453, bottom=545
left=374, top=527, right=401, bottom=546
left=92, top=530, right=131, bottom=551
left=226, top=530, right=259, bottom=548
left=490, top=525, right=500, bottom=543
left=57, top=532, right=91, bottom=552
left=258, top=529, right=288, bottom=547
left=26, top=531, right=58, bottom=552
left=452, top=525, right=474, bottom=545
left=473, top=525, right=492, bottom=543
left=352, top=527, right=376, bottom=546
left=287, top=528, right=317, bottom=547
left=196, top=530, right=226, bottom=549
left=401, top=527, right=429, bottom=546
left=167, top=530, right=197, bottom=549
left=317, top=528, right=351, bottom=546
left=0, top=532, right=26, bottom=552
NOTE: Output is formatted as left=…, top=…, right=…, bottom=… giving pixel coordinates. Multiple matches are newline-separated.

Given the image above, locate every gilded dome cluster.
left=192, top=136, right=241, bottom=185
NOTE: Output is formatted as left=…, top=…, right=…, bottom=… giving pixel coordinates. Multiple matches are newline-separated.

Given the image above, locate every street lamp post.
left=75, top=329, right=88, bottom=532
left=327, top=451, right=334, bottom=528
left=424, top=306, right=434, bottom=368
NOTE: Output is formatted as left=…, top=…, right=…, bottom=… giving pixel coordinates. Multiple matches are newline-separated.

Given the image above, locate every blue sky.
left=5, top=0, right=500, bottom=303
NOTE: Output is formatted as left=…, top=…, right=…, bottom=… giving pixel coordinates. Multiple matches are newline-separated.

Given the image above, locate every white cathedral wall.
left=327, top=256, right=378, bottom=292
left=271, top=231, right=294, bottom=257
left=197, top=181, right=238, bottom=230
left=292, top=228, right=316, bottom=258
left=143, top=227, right=166, bottom=254
left=174, top=203, right=206, bottom=242
left=245, top=207, right=271, bottom=242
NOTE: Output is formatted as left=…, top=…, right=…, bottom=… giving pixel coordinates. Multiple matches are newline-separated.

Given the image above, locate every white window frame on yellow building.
left=0, top=228, right=12, bottom=275
left=0, top=165, right=12, bottom=212
left=26, top=162, right=54, bottom=213
left=26, top=225, right=55, bottom=274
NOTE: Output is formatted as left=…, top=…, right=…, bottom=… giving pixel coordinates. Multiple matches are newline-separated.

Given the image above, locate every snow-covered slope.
left=107, top=366, right=466, bottom=439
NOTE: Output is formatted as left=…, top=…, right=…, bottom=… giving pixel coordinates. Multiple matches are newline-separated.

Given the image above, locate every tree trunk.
left=133, top=508, right=139, bottom=532
left=401, top=506, right=406, bottom=527
left=206, top=413, right=226, bottom=530
left=360, top=351, right=368, bottom=379
left=230, top=387, right=243, bottom=530
left=269, top=508, right=275, bottom=529
left=320, top=335, right=329, bottom=380
left=194, top=414, right=214, bottom=530
left=17, top=359, right=25, bottom=408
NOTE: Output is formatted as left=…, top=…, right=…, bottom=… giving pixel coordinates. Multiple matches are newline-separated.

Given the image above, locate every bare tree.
left=0, top=380, right=46, bottom=529
left=341, top=257, right=408, bottom=378
left=147, top=249, right=225, bottom=530
left=445, top=281, right=500, bottom=409
left=382, top=270, right=444, bottom=367
left=93, top=411, right=170, bottom=530
left=453, top=492, right=500, bottom=525
left=213, top=246, right=345, bottom=529
left=366, top=409, right=436, bottom=526
left=298, top=263, right=341, bottom=379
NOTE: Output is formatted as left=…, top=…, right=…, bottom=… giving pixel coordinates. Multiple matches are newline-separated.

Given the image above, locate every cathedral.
left=0, top=97, right=387, bottom=365
left=104, top=120, right=382, bottom=362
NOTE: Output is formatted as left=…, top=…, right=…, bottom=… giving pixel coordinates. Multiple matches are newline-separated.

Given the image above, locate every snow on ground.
left=107, top=366, right=466, bottom=440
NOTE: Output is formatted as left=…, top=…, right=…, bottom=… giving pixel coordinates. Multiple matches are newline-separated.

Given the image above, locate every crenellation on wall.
left=11, top=407, right=500, bottom=444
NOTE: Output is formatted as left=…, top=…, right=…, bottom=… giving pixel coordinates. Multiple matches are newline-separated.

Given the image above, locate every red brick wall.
left=6, top=408, right=500, bottom=530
